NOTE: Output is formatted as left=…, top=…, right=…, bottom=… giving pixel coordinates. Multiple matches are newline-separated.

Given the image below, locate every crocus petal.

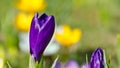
left=90, top=48, right=104, bottom=68
left=81, top=63, right=90, bottom=68
left=29, top=13, right=55, bottom=62
left=65, top=60, right=79, bottom=68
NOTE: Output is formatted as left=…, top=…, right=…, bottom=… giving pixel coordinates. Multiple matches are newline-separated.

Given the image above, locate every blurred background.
left=0, top=0, right=120, bottom=68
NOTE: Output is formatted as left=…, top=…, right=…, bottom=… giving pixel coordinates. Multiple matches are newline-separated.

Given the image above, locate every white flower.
left=19, top=32, right=29, bottom=52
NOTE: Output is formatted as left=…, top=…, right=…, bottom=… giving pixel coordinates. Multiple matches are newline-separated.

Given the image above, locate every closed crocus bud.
left=65, top=60, right=79, bottom=68
left=90, top=48, right=104, bottom=68
left=29, top=13, right=55, bottom=62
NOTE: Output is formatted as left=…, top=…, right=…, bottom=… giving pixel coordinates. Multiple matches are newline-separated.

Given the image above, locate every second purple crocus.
left=29, top=13, right=55, bottom=62
left=90, top=48, right=104, bottom=68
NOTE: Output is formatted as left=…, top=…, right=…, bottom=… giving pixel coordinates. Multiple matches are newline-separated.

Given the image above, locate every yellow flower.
left=15, top=12, right=34, bottom=32
left=0, top=58, right=4, bottom=68
left=15, top=0, right=46, bottom=12
left=55, top=25, right=82, bottom=46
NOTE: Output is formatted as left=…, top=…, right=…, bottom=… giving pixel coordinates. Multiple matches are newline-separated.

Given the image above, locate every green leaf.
left=103, top=50, right=108, bottom=68
left=29, top=56, right=43, bottom=68
left=86, top=54, right=89, bottom=65
left=7, top=61, right=12, bottom=68
left=51, top=55, right=59, bottom=68
left=35, top=57, right=43, bottom=68
left=29, top=56, right=35, bottom=68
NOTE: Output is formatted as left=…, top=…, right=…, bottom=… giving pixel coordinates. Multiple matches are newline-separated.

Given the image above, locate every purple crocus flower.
left=90, top=48, right=104, bottom=68
left=65, top=60, right=79, bottom=68
left=29, top=13, right=55, bottom=62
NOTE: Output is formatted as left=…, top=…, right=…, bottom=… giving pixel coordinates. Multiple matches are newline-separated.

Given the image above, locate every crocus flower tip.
left=90, top=47, right=104, bottom=68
